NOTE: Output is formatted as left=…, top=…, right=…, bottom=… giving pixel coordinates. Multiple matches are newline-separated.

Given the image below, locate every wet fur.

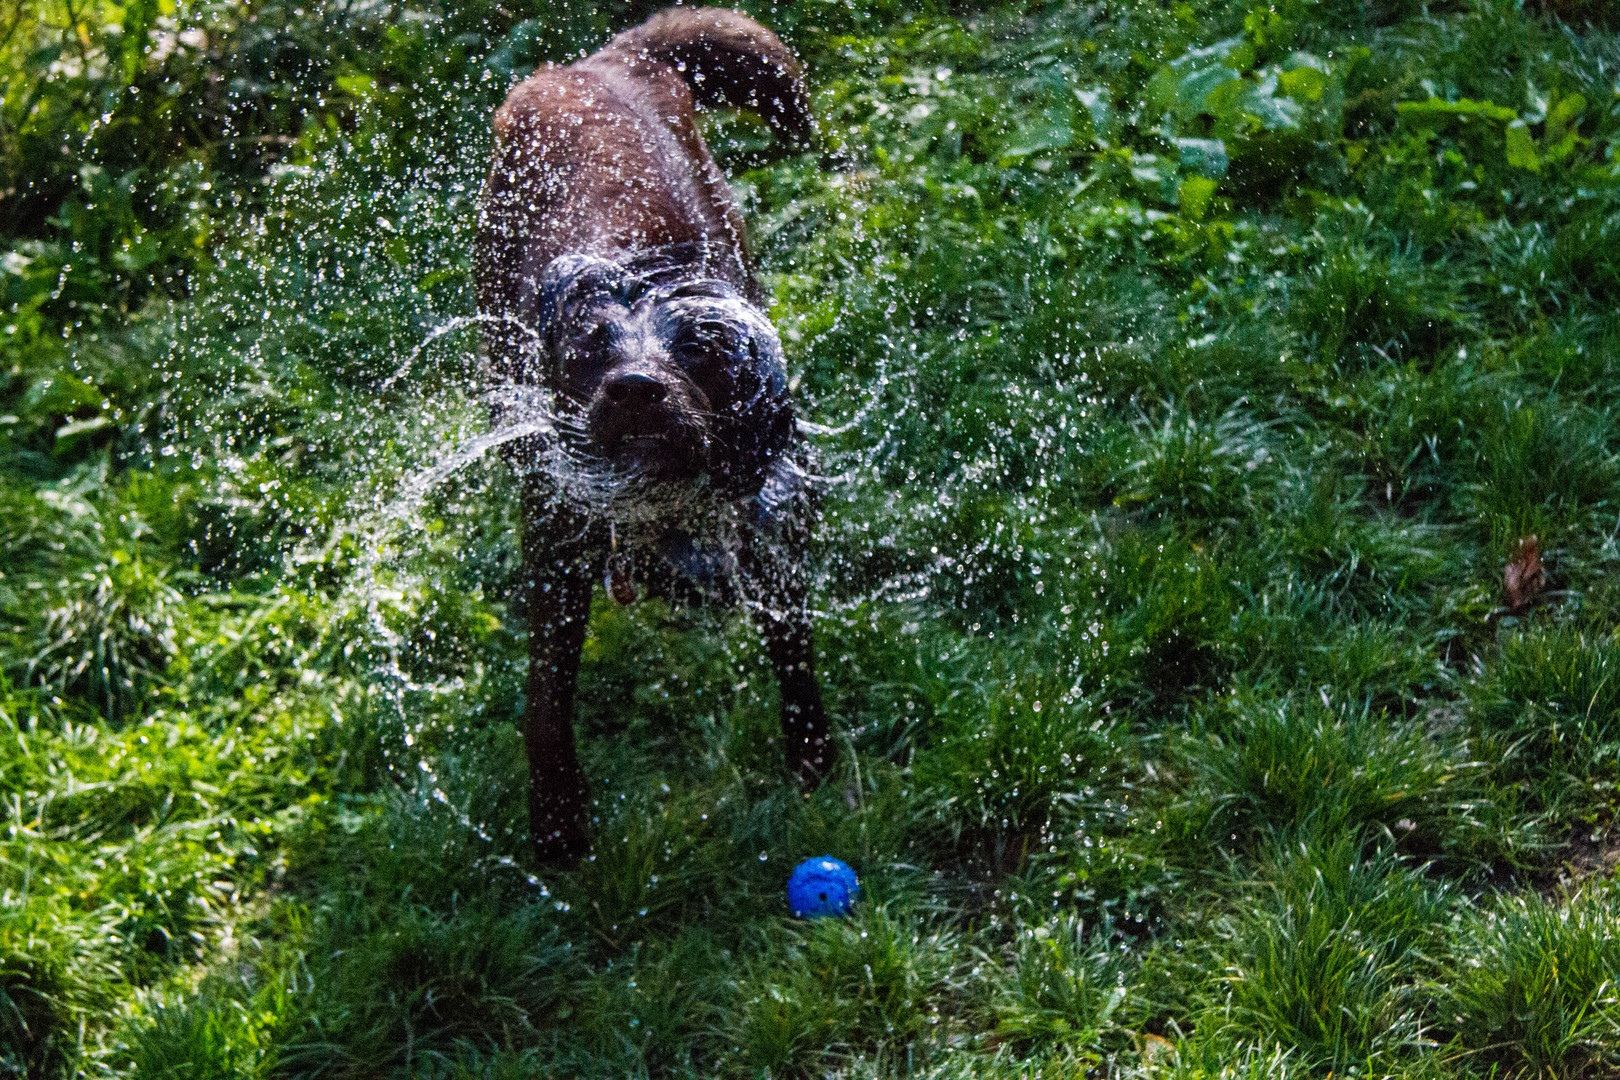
left=475, top=8, right=831, bottom=863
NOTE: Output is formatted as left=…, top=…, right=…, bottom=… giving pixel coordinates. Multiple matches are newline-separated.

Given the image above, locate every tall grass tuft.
left=985, top=912, right=1130, bottom=1057
left=1184, top=692, right=1479, bottom=853
left=1471, top=623, right=1620, bottom=816
left=722, top=902, right=969, bottom=1076
left=1439, top=879, right=1620, bottom=1079
left=1199, top=831, right=1450, bottom=1073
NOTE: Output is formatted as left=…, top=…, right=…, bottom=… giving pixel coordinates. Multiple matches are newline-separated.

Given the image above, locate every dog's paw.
left=531, top=825, right=591, bottom=867
left=792, top=744, right=836, bottom=793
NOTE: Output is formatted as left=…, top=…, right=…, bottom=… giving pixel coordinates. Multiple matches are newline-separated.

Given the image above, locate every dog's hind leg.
left=520, top=476, right=596, bottom=863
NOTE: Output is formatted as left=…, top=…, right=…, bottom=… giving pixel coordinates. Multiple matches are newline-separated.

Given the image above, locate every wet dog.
left=475, top=8, right=832, bottom=863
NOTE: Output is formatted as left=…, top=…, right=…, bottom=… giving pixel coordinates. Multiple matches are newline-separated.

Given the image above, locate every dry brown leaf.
left=1503, top=534, right=1547, bottom=613
left=1138, top=1033, right=1179, bottom=1066
left=608, top=569, right=638, bottom=606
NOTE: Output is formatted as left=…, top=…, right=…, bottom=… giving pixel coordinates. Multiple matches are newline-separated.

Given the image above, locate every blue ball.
left=787, top=856, right=859, bottom=918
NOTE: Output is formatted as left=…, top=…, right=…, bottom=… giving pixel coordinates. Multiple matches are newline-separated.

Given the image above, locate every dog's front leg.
left=741, top=480, right=835, bottom=787
left=756, top=601, right=834, bottom=787
left=520, top=475, right=595, bottom=863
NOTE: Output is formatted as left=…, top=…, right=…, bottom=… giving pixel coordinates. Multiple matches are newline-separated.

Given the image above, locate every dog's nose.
left=604, top=371, right=668, bottom=408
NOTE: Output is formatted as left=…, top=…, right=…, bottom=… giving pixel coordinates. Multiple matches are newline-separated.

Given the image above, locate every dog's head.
left=533, top=253, right=793, bottom=498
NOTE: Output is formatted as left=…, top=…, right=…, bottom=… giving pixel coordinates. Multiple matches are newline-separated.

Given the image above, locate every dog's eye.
left=682, top=322, right=743, bottom=356
left=671, top=340, right=716, bottom=369
left=574, top=322, right=610, bottom=352
left=708, top=324, right=743, bottom=351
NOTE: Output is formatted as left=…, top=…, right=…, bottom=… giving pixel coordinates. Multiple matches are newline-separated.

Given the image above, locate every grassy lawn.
left=4, top=0, right=1620, bottom=1075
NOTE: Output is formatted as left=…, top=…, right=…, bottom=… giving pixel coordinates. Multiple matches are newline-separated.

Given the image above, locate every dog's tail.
left=607, top=7, right=813, bottom=148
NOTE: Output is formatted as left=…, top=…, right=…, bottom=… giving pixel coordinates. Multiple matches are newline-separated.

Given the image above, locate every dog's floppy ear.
left=530, top=254, right=627, bottom=376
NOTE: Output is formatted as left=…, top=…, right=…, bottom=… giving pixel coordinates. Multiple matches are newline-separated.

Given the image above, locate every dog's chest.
left=607, top=504, right=745, bottom=608
left=602, top=450, right=808, bottom=609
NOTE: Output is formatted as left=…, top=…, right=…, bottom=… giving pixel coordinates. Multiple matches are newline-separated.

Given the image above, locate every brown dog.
left=475, top=8, right=832, bottom=863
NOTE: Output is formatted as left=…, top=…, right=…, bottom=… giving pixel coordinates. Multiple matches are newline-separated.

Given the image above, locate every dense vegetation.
left=5, top=0, right=1620, bottom=1074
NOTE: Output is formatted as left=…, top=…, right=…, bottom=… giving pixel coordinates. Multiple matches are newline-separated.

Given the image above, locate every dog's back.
left=476, top=8, right=811, bottom=375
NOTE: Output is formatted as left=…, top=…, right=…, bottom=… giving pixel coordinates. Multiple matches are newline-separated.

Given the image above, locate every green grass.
left=1204, top=831, right=1451, bottom=1071
left=5, top=0, right=1620, bottom=1075
left=1439, top=878, right=1620, bottom=1079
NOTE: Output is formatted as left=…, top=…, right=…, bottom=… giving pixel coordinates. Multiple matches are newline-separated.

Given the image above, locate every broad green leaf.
left=1546, top=92, right=1586, bottom=142
left=1505, top=120, right=1540, bottom=171
left=1001, top=102, right=1079, bottom=160
left=1074, top=87, right=1112, bottom=146
left=113, top=227, right=161, bottom=272
left=1178, top=175, right=1219, bottom=220
left=1175, top=137, right=1230, bottom=178
left=1544, top=92, right=1586, bottom=164
left=1277, top=66, right=1327, bottom=102
left=1178, top=64, right=1242, bottom=115
left=1169, top=35, right=1246, bottom=72
left=55, top=415, right=113, bottom=456
left=334, top=74, right=375, bottom=99
left=1236, top=73, right=1301, bottom=130
left=56, top=415, right=112, bottom=440
left=1396, top=97, right=1517, bottom=126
